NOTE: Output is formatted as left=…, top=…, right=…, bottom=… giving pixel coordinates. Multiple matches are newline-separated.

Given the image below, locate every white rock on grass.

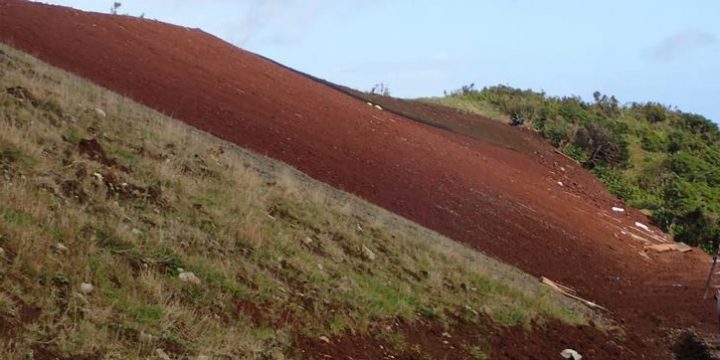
left=155, top=348, right=171, bottom=360
left=362, top=245, right=377, bottom=261
left=0, top=247, right=5, bottom=257
left=80, top=282, right=94, bottom=294
left=269, top=351, right=285, bottom=360
left=139, top=331, right=157, bottom=343
left=55, top=242, right=69, bottom=253
left=178, top=270, right=201, bottom=285
left=95, top=108, right=107, bottom=118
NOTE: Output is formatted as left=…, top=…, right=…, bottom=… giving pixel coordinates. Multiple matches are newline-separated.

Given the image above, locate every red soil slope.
left=0, top=0, right=715, bottom=356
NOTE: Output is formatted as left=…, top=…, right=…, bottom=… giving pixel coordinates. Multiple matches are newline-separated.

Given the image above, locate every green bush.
left=592, top=166, right=637, bottom=202
left=640, top=130, right=668, bottom=152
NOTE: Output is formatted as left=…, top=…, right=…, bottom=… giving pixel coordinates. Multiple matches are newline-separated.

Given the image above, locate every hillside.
left=0, top=1, right=717, bottom=358
left=425, top=85, right=720, bottom=252
left=0, top=44, right=620, bottom=359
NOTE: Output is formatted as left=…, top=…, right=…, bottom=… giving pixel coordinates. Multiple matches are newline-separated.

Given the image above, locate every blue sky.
left=35, top=1, right=720, bottom=122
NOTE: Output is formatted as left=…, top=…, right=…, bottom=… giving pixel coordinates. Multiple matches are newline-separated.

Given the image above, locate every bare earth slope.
left=0, top=0, right=715, bottom=356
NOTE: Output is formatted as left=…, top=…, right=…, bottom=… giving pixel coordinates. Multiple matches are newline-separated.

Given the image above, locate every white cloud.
left=644, top=30, right=718, bottom=62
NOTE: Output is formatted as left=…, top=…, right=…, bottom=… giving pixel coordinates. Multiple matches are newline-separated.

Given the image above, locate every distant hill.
left=426, top=84, right=720, bottom=251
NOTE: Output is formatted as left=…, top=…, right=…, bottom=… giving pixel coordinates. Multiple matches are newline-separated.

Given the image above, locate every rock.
left=611, top=207, right=625, bottom=213
left=139, top=331, right=157, bottom=343
left=319, top=335, right=331, bottom=344
left=0, top=247, right=5, bottom=257
left=560, top=349, right=582, bottom=359
left=302, top=237, right=313, bottom=246
left=155, top=348, right=171, bottom=360
left=131, top=228, right=142, bottom=236
left=55, top=242, right=69, bottom=253
left=179, top=271, right=201, bottom=285
left=92, top=172, right=104, bottom=182
left=95, top=108, right=107, bottom=118
left=634, top=222, right=651, bottom=232
left=464, top=304, right=479, bottom=316
left=557, top=181, right=564, bottom=187
left=80, top=282, right=94, bottom=294
left=374, top=104, right=383, bottom=111
left=362, top=245, right=376, bottom=261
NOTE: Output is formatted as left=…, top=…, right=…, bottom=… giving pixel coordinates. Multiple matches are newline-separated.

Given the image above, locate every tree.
left=110, top=2, right=122, bottom=15
left=460, top=83, right=476, bottom=95
left=576, top=123, right=628, bottom=168
left=592, top=91, right=620, bottom=118
left=369, top=83, right=390, bottom=97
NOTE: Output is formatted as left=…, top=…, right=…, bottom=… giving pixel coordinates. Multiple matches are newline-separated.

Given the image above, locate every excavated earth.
left=0, top=0, right=717, bottom=358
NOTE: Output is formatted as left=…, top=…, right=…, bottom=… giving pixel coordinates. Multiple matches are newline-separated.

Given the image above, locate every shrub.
left=640, top=130, right=668, bottom=152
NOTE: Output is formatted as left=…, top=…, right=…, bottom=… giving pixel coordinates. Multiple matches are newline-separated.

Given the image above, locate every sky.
left=33, top=0, right=720, bottom=122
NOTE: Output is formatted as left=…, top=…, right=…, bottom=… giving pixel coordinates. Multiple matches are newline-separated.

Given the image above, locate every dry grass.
left=420, top=96, right=508, bottom=122
left=0, top=44, right=596, bottom=359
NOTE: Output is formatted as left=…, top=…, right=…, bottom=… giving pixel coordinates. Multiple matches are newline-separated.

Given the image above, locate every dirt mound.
left=0, top=0, right=715, bottom=357
left=78, top=138, right=123, bottom=169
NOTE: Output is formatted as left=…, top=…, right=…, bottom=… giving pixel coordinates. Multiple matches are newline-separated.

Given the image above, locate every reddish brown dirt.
left=296, top=317, right=645, bottom=360
left=346, top=88, right=548, bottom=156
left=0, top=0, right=716, bottom=357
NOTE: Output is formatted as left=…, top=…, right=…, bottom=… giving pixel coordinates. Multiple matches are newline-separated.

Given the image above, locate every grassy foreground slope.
left=426, top=85, right=720, bottom=251
left=0, top=46, right=595, bottom=358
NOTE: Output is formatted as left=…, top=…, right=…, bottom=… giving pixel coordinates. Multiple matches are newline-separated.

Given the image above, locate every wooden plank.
left=645, top=243, right=693, bottom=253
left=541, top=277, right=608, bottom=312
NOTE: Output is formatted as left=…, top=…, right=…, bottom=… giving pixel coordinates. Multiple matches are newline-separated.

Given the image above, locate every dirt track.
left=0, top=0, right=716, bottom=357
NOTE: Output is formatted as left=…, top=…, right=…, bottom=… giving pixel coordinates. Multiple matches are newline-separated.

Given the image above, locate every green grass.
left=0, top=43, right=597, bottom=359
